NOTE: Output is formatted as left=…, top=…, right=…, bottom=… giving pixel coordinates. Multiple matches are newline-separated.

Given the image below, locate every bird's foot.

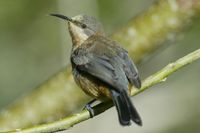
left=83, top=99, right=97, bottom=118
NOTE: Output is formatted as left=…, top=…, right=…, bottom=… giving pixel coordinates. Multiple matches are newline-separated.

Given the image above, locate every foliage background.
left=0, top=0, right=200, bottom=133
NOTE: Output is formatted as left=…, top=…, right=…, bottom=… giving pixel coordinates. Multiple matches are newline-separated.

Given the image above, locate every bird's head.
left=50, top=13, right=104, bottom=48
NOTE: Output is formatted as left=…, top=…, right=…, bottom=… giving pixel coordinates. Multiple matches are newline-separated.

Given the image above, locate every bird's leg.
left=83, top=99, right=97, bottom=118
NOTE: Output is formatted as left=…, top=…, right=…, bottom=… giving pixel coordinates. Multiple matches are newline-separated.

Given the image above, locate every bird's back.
left=71, top=34, right=140, bottom=98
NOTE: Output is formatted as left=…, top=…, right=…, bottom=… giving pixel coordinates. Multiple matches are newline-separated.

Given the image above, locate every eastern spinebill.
left=50, top=13, right=142, bottom=126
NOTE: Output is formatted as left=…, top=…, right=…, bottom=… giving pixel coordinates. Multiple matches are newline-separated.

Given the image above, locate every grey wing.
left=121, top=51, right=141, bottom=88
left=71, top=51, right=129, bottom=92
left=99, top=36, right=141, bottom=89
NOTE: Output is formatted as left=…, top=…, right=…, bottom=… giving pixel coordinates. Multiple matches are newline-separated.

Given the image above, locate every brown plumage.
left=50, top=13, right=142, bottom=126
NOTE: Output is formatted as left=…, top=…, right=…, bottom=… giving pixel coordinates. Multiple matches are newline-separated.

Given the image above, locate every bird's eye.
left=73, top=20, right=87, bottom=29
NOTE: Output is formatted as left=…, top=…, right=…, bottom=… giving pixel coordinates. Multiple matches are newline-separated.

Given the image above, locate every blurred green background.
left=0, top=0, right=200, bottom=133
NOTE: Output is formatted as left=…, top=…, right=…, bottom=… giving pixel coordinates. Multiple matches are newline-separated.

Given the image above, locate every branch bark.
left=0, top=0, right=200, bottom=131
left=7, top=48, right=200, bottom=133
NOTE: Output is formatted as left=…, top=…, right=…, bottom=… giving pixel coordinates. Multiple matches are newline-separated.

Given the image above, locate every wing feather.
left=71, top=35, right=141, bottom=92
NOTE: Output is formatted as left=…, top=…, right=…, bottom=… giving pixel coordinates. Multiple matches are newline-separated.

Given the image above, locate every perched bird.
left=50, top=13, right=142, bottom=126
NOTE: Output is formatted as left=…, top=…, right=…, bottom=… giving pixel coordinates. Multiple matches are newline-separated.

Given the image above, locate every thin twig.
left=6, top=49, right=200, bottom=133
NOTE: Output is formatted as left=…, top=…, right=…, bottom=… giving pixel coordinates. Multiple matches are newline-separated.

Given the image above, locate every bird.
left=50, top=13, right=142, bottom=126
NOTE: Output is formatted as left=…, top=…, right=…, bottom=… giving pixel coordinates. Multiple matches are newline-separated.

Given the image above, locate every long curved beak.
left=50, top=13, right=87, bottom=29
left=49, top=13, right=73, bottom=22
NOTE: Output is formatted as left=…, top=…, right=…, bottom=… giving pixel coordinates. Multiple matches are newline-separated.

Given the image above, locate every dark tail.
left=110, top=89, right=142, bottom=126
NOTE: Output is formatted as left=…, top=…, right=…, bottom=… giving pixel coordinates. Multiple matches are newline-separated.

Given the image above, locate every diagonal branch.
left=7, top=49, right=200, bottom=133
left=1, top=0, right=200, bottom=131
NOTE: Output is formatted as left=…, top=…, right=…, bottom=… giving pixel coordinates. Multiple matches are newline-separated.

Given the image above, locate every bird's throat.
left=68, top=22, right=89, bottom=51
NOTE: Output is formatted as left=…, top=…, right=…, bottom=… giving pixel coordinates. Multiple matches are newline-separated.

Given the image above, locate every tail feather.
left=111, top=90, right=130, bottom=125
left=110, top=89, right=142, bottom=126
left=122, top=91, right=142, bottom=126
